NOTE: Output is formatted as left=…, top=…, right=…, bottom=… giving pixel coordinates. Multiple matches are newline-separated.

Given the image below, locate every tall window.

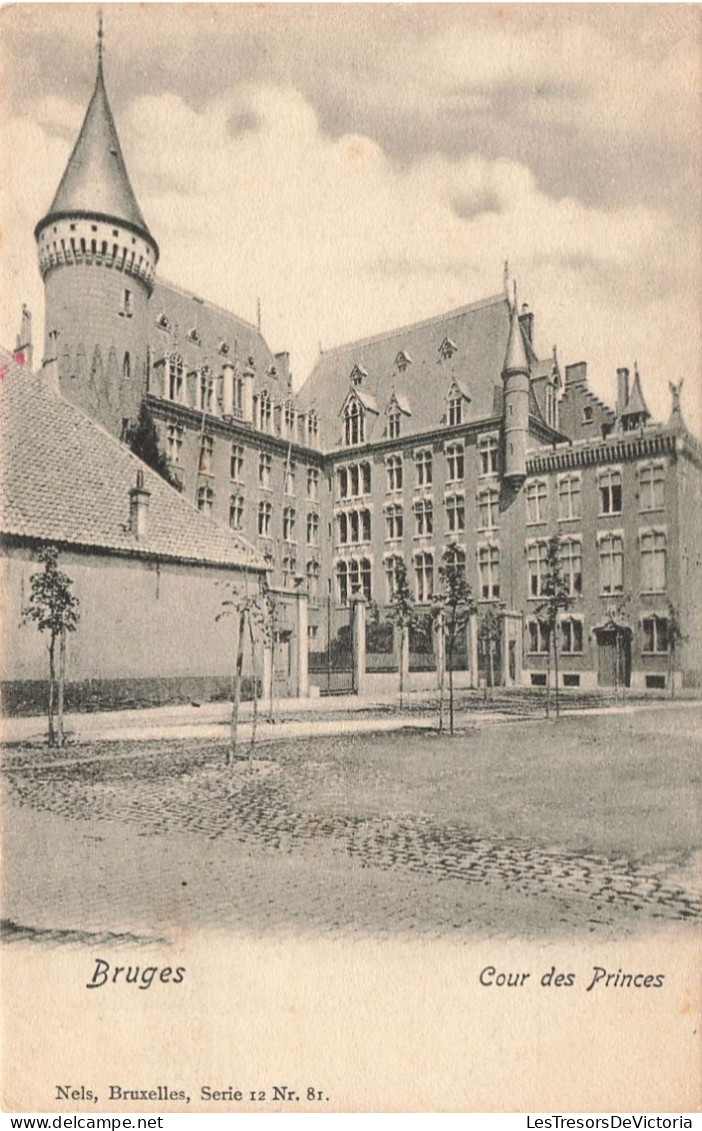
left=338, top=466, right=349, bottom=499
left=446, top=494, right=465, bottom=533
left=361, top=463, right=371, bottom=495
left=387, top=455, right=403, bottom=492
left=199, top=434, right=213, bottom=474
left=121, top=288, right=133, bottom=318
left=307, top=467, right=319, bottom=500
left=168, top=354, right=183, bottom=401
left=385, top=504, right=403, bottom=540
left=308, top=410, right=319, bottom=445
left=258, top=500, right=272, bottom=536
left=282, top=553, right=297, bottom=589
left=229, top=494, right=244, bottom=531
left=283, top=506, right=296, bottom=542
left=448, top=389, right=462, bottom=426
left=599, top=533, right=624, bottom=594
left=414, top=498, right=433, bottom=536
left=642, top=615, right=668, bottom=654
left=197, top=485, right=214, bottom=514
left=446, top=443, right=464, bottom=482
left=479, top=435, right=499, bottom=476
left=258, top=451, right=272, bottom=489
left=478, top=488, right=499, bottom=531
left=388, top=407, right=401, bottom=439
left=561, top=618, right=583, bottom=654
left=640, top=529, right=666, bottom=592
left=415, top=450, right=433, bottom=486
left=337, top=559, right=371, bottom=603
left=306, top=559, right=320, bottom=604
left=306, top=511, right=319, bottom=546
left=526, top=479, right=547, bottom=524
left=344, top=400, right=364, bottom=446
left=558, top=474, right=581, bottom=520
left=384, top=555, right=404, bottom=601
left=528, top=621, right=549, bottom=654
left=528, top=541, right=549, bottom=597
left=284, top=401, right=296, bottom=435
left=560, top=538, right=583, bottom=596
left=639, top=464, right=665, bottom=512
left=167, top=422, right=183, bottom=465
left=230, top=443, right=244, bottom=481
left=234, top=374, right=244, bottom=416
left=478, top=544, right=500, bottom=599
left=259, top=391, right=272, bottom=432
left=599, top=469, right=622, bottom=515
left=414, top=552, right=434, bottom=602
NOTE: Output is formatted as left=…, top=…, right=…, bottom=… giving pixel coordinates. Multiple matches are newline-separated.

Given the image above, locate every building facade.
left=26, top=35, right=702, bottom=695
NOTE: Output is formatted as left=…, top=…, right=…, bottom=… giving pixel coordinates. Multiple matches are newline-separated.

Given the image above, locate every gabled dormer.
left=445, top=379, right=470, bottom=426
left=438, top=336, right=457, bottom=362
left=385, top=390, right=412, bottom=439
left=394, top=350, right=412, bottom=373
left=349, top=363, right=367, bottom=387
left=339, top=385, right=378, bottom=446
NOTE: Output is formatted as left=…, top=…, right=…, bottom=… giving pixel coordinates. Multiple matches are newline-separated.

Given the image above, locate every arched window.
left=448, top=389, right=462, bottom=426
left=169, top=354, right=183, bottom=401
left=123, top=352, right=131, bottom=380
left=344, top=399, right=364, bottom=446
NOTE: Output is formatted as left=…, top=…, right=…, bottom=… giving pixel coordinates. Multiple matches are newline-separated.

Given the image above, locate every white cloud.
left=1, top=79, right=699, bottom=430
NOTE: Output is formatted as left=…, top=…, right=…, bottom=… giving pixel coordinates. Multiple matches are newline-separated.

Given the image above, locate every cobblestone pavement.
left=2, top=708, right=700, bottom=942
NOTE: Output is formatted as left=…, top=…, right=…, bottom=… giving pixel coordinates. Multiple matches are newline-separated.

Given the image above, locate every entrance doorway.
left=596, top=628, right=631, bottom=688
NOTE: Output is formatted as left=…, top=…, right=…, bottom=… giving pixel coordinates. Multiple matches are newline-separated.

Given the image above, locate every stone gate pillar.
left=351, top=593, right=367, bottom=697
left=295, top=586, right=309, bottom=698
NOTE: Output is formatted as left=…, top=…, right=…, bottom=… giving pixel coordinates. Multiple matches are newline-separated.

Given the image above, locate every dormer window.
left=448, top=387, right=462, bottom=426
left=156, top=313, right=170, bottom=331
left=267, top=364, right=278, bottom=378
left=350, top=364, right=367, bottom=387
left=344, top=399, right=365, bottom=446
left=388, top=406, right=401, bottom=439
left=259, top=390, right=272, bottom=431
left=439, top=337, right=457, bottom=361
left=582, top=405, right=594, bottom=424
left=395, top=350, right=412, bottom=373
left=308, top=410, right=319, bottom=445
left=188, top=327, right=201, bottom=346
left=219, top=340, right=229, bottom=356
left=168, top=354, right=184, bottom=401
left=284, top=400, right=296, bottom=433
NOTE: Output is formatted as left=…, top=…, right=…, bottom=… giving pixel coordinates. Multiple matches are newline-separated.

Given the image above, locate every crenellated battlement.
left=36, top=216, right=157, bottom=291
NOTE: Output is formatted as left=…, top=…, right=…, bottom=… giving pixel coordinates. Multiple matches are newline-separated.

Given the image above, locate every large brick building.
left=25, top=33, right=702, bottom=695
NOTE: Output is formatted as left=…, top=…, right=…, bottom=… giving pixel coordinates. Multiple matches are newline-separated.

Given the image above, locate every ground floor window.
left=642, top=615, right=668, bottom=654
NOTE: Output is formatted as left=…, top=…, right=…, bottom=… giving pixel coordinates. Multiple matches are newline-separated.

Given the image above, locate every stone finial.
left=669, top=379, right=684, bottom=426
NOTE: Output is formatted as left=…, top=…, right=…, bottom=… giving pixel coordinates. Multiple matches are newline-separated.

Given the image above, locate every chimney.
left=564, top=361, right=587, bottom=388
left=616, top=367, right=630, bottom=415
left=129, top=469, right=151, bottom=539
left=275, top=351, right=291, bottom=388
left=518, top=302, right=534, bottom=345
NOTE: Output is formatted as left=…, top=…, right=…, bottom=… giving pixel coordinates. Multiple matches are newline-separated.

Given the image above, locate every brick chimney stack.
left=129, top=469, right=150, bottom=539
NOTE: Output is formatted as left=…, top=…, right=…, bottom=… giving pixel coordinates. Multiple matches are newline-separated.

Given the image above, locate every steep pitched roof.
left=503, top=302, right=530, bottom=375
left=297, top=293, right=516, bottom=447
left=150, top=280, right=278, bottom=398
left=41, top=59, right=154, bottom=246
left=0, top=350, right=264, bottom=571
left=621, top=367, right=650, bottom=420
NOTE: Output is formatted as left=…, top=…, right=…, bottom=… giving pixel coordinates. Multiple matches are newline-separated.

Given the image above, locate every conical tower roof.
left=37, top=55, right=156, bottom=252
left=621, top=365, right=650, bottom=421
left=502, top=299, right=530, bottom=376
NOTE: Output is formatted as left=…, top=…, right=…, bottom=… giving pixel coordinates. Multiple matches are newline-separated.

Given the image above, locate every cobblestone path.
left=3, top=718, right=700, bottom=940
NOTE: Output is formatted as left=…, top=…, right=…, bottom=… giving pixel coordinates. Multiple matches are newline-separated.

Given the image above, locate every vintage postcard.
left=0, top=2, right=700, bottom=1115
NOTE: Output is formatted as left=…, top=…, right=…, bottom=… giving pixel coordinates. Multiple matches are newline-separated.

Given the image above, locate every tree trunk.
left=669, top=644, right=675, bottom=699
left=448, top=626, right=455, bottom=735
left=488, top=641, right=495, bottom=701
left=268, top=635, right=276, bottom=722
left=248, top=613, right=259, bottom=758
left=438, top=624, right=445, bottom=734
left=553, top=627, right=560, bottom=719
left=57, top=628, right=66, bottom=748
left=545, top=629, right=551, bottom=719
left=229, top=608, right=247, bottom=765
left=398, top=625, right=406, bottom=709
left=47, top=634, right=56, bottom=747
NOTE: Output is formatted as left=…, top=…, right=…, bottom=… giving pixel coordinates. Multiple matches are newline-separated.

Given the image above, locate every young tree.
left=666, top=603, right=686, bottom=699
left=126, top=402, right=182, bottom=491
left=478, top=607, right=502, bottom=700
left=22, top=545, right=80, bottom=748
left=387, top=559, right=416, bottom=708
left=431, top=545, right=477, bottom=735
left=217, top=572, right=261, bottom=765
left=535, top=535, right=572, bottom=718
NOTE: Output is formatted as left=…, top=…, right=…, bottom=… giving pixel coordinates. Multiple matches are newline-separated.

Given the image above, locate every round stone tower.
left=501, top=294, right=530, bottom=484
left=34, top=24, right=158, bottom=437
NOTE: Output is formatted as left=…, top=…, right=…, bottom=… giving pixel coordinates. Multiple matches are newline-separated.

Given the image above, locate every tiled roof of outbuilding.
left=0, top=350, right=265, bottom=571
left=297, top=293, right=538, bottom=447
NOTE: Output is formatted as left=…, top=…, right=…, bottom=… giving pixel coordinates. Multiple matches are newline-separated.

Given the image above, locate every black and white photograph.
left=0, top=3, right=700, bottom=1115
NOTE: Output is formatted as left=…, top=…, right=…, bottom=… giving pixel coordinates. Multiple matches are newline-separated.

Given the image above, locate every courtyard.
left=1, top=702, right=700, bottom=943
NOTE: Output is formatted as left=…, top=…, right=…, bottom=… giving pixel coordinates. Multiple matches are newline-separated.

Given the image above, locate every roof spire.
left=502, top=292, right=529, bottom=377
left=97, top=7, right=104, bottom=67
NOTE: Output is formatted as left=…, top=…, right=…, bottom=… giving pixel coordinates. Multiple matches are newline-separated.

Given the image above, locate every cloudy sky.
left=1, top=3, right=700, bottom=426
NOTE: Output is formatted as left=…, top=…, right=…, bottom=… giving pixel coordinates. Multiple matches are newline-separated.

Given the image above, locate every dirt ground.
left=2, top=704, right=700, bottom=943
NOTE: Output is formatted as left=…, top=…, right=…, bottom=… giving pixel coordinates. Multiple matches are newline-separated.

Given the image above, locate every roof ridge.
left=319, top=292, right=509, bottom=359
left=156, top=277, right=262, bottom=336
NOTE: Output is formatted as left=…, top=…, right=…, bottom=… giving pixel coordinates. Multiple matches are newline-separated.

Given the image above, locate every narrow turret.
left=502, top=292, right=530, bottom=483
